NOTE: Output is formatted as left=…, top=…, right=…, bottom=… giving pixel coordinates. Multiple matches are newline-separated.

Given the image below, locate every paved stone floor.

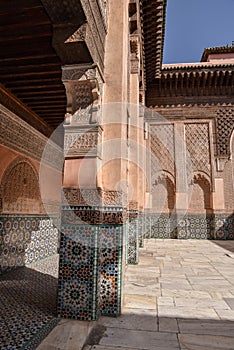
left=1, top=239, right=234, bottom=350
left=83, top=239, right=234, bottom=350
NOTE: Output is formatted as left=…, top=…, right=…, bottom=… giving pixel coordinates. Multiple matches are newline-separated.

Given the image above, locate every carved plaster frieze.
left=0, top=104, right=63, bottom=170
left=64, top=126, right=103, bottom=158
left=62, top=64, right=103, bottom=84
left=62, top=188, right=127, bottom=207
left=103, top=190, right=128, bottom=207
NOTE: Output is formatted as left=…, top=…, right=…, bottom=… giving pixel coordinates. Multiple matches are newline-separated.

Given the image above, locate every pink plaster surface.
left=206, top=53, right=234, bottom=63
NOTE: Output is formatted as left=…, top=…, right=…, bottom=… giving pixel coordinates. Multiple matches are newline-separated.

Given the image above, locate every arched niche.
left=189, top=172, right=211, bottom=212
left=152, top=171, right=175, bottom=212
left=0, top=157, right=43, bottom=214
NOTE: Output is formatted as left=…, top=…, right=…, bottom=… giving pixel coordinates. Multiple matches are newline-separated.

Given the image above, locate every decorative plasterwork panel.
left=62, top=188, right=127, bottom=207
left=0, top=104, right=63, bottom=170
left=64, top=126, right=102, bottom=158
left=185, top=123, right=211, bottom=178
left=62, top=64, right=103, bottom=83
left=216, top=109, right=234, bottom=157
left=0, top=157, right=43, bottom=214
left=150, top=124, right=175, bottom=177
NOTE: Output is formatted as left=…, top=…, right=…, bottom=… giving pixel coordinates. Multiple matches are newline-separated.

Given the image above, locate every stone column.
left=58, top=0, right=131, bottom=320
left=58, top=64, right=125, bottom=320
left=58, top=64, right=103, bottom=321
left=126, top=33, right=142, bottom=264
left=101, top=0, right=130, bottom=310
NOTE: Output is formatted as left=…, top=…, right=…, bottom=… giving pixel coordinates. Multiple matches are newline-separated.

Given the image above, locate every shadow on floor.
left=211, top=240, right=234, bottom=254
left=83, top=312, right=234, bottom=350
left=0, top=262, right=59, bottom=350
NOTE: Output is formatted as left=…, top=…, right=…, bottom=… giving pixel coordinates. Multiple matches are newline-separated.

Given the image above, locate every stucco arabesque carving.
left=215, top=109, right=234, bottom=171
left=62, top=188, right=127, bottom=208
left=0, top=157, right=44, bottom=214
left=0, top=104, right=63, bottom=170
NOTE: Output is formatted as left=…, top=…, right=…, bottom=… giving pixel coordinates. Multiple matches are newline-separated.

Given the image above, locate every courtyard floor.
left=1, top=239, right=234, bottom=349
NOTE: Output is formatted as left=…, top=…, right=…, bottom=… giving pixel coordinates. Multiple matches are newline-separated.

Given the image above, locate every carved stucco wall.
left=150, top=124, right=175, bottom=176
left=150, top=124, right=175, bottom=212
left=188, top=174, right=212, bottom=212
left=185, top=123, right=212, bottom=213
left=149, top=121, right=214, bottom=212
left=223, top=131, right=234, bottom=211
left=0, top=157, right=43, bottom=214
left=185, top=123, right=211, bottom=178
left=152, top=174, right=175, bottom=212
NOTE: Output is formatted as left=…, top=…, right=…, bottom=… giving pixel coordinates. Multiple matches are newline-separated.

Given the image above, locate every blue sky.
left=163, top=0, right=234, bottom=64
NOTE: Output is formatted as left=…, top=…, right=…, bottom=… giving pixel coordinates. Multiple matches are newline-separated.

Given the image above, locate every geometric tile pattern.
left=126, top=211, right=139, bottom=264
left=98, top=225, right=123, bottom=316
left=177, top=215, right=213, bottom=240
left=144, top=214, right=151, bottom=239
left=138, top=212, right=145, bottom=248
left=150, top=213, right=177, bottom=239
left=58, top=206, right=123, bottom=321
left=142, top=213, right=234, bottom=241
left=143, top=213, right=177, bottom=239
left=57, top=226, right=98, bottom=321
left=0, top=215, right=59, bottom=275
left=214, top=214, right=234, bottom=240
left=0, top=255, right=59, bottom=350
